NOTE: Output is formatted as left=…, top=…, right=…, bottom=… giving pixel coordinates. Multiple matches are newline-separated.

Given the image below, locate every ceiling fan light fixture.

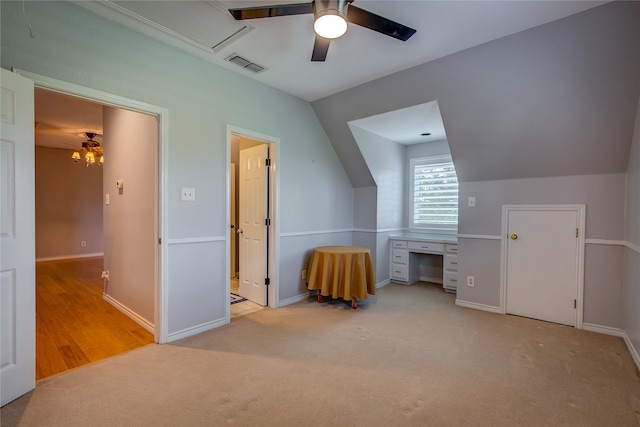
left=314, top=10, right=347, bottom=39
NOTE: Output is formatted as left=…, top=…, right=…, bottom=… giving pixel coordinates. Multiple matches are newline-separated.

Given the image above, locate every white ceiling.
left=77, top=0, right=608, bottom=102
left=38, top=0, right=608, bottom=149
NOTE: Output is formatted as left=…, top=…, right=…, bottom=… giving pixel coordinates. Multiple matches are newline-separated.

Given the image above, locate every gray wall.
left=103, top=106, right=157, bottom=325
left=1, top=1, right=353, bottom=339
left=312, top=2, right=640, bottom=186
left=457, top=173, right=627, bottom=327
left=35, top=146, right=104, bottom=259
left=623, top=98, right=640, bottom=357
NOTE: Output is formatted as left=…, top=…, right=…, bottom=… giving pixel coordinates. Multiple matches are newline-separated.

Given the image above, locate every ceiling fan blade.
left=311, top=35, right=330, bottom=62
left=346, top=4, right=416, bottom=41
left=229, top=2, right=314, bottom=20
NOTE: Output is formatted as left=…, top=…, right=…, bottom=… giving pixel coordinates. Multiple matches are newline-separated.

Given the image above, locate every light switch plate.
left=468, top=197, right=476, bottom=207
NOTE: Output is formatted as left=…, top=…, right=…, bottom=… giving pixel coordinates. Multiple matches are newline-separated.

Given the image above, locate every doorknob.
left=237, top=228, right=243, bottom=234
left=510, top=234, right=518, bottom=240
left=230, top=224, right=235, bottom=229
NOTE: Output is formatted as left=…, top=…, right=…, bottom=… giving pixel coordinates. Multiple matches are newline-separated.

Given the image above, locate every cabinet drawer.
left=407, top=241, right=444, bottom=253
left=391, top=249, right=407, bottom=265
left=391, top=240, right=407, bottom=249
left=445, top=244, right=458, bottom=254
left=444, top=255, right=458, bottom=271
left=391, top=264, right=408, bottom=281
left=443, top=272, right=458, bottom=290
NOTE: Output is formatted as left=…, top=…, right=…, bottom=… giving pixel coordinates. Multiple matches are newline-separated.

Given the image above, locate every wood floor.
left=36, top=257, right=154, bottom=380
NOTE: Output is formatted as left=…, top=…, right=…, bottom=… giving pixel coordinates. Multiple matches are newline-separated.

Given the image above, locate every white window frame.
left=409, top=155, right=459, bottom=234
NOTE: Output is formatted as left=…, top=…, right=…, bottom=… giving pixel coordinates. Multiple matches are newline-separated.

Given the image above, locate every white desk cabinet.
left=390, top=234, right=458, bottom=292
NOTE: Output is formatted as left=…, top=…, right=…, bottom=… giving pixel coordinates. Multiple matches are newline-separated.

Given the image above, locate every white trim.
left=226, top=125, right=281, bottom=321
left=36, top=252, right=104, bottom=262
left=500, top=204, right=586, bottom=329
left=626, top=241, right=640, bottom=254
left=582, top=323, right=625, bottom=337
left=16, top=69, right=170, bottom=344
left=166, top=236, right=225, bottom=245
left=353, top=228, right=380, bottom=233
left=457, top=234, right=501, bottom=240
left=103, top=293, right=154, bottom=334
left=623, top=332, right=640, bottom=373
left=280, top=229, right=353, bottom=238
left=455, top=299, right=501, bottom=314
left=585, top=239, right=626, bottom=246
left=167, top=318, right=227, bottom=342
left=279, top=292, right=310, bottom=307
left=376, top=279, right=391, bottom=289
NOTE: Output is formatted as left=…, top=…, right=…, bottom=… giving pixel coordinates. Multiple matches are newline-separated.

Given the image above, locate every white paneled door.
left=238, top=144, right=268, bottom=306
left=504, top=206, right=584, bottom=326
left=1, top=68, right=35, bottom=406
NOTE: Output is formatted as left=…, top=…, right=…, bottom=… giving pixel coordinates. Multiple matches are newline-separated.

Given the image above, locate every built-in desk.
left=389, top=234, right=458, bottom=292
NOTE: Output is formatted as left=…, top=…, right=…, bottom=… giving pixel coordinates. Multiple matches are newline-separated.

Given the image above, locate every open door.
left=1, top=68, right=35, bottom=406
left=238, top=144, right=268, bottom=306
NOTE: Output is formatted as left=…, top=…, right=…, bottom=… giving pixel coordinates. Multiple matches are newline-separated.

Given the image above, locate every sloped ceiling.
left=312, top=1, right=640, bottom=186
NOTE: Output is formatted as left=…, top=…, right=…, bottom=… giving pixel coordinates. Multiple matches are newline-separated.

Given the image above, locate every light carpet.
left=2, top=282, right=639, bottom=426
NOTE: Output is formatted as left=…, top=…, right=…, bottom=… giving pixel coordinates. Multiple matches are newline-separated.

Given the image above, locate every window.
left=409, top=155, right=459, bottom=232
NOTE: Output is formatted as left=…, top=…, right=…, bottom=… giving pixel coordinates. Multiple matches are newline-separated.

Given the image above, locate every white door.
left=505, top=207, right=582, bottom=326
left=1, top=69, right=35, bottom=406
left=230, top=163, right=236, bottom=278
left=238, top=144, right=268, bottom=306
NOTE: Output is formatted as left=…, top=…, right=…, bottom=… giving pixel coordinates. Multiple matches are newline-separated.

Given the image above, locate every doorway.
left=501, top=204, right=585, bottom=327
left=227, top=126, right=279, bottom=321
left=33, top=88, right=158, bottom=378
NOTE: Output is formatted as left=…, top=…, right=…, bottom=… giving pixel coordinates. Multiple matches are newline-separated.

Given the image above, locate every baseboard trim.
left=376, top=279, right=391, bottom=289
left=167, top=318, right=227, bottom=342
left=582, top=323, right=625, bottom=337
left=103, top=293, right=155, bottom=334
left=455, top=299, right=501, bottom=313
left=279, top=292, right=310, bottom=307
left=36, top=252, right=104, bottom=262
left=623, top=332, right=640, bottom=373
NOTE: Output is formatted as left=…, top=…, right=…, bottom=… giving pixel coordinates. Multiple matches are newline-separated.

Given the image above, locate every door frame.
left=500, top=204, right=586, bottom=328
left=15, top=69, right=169, bottom=344
left=226, top=125, right=279, bottom=322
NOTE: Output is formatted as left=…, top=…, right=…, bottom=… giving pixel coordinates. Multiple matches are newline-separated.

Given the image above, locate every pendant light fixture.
left=71, top=132, right=104, bottom=167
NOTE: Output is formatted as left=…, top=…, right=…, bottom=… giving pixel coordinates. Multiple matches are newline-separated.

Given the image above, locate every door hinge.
left=576, top=228, right=579, bottom=238
left=574, top=299, right=577, bottom=309
left=158, top=238, right=162, bottom=244
left=265, top=218, right=271, bottom=226
left=265, top=277, right=270, bottom=286
left=265, top=158, right=271, bottom=167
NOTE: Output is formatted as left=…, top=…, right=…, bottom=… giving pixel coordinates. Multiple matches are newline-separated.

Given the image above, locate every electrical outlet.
left=81, top=241, right=87, bottom=247
left=301, top=270, right=307, bottom=280
left=181, top=187, right=195, bottom=201
left=467, top=276, right=475, bottom=287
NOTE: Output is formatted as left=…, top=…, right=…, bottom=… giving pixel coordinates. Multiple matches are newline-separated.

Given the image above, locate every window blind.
left=412, top=160, right=458, bottom=227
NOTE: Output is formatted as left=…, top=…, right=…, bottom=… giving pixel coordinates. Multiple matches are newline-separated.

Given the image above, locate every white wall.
left=1, top=1, right=353, bottom=339
left=35, top=146, right=103, bottom=260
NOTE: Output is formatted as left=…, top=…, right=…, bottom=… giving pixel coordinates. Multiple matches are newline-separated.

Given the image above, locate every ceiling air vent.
left=225, top=54, right=266, bottom=74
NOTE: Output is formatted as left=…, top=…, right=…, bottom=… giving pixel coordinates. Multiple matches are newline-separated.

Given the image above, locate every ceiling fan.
left=228, top=0, right=416, bottom=62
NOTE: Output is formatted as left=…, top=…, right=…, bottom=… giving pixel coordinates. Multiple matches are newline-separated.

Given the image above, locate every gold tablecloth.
left=306, top=246, right=376, bottom=300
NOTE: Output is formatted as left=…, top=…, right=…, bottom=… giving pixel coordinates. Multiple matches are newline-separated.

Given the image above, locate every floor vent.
left=225, top=54, right=266, bottom=74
